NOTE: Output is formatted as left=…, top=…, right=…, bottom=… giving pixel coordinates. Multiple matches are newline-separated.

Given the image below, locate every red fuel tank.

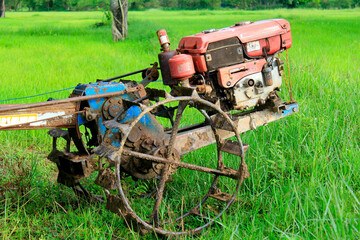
left=169, top=54, right=195, bottom=81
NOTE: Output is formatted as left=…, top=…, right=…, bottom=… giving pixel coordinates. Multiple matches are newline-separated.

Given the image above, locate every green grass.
left=0, top=8, right=360, bottom=239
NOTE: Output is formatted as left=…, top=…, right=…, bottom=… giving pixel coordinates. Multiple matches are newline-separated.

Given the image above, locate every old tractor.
left=0, top=19, right=297, bottom=236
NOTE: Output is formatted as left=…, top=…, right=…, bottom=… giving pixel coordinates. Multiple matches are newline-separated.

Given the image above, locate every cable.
left=0, top=78, right=167, bottom=103
left=285, top=50, right=294, bottom=102
left=0, top=86, right=75, bottom=103
left=281, top=50, right=294, bottom=103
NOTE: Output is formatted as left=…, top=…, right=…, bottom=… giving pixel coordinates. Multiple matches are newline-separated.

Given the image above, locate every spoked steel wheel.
left=110, top=96, right=249, bottom=236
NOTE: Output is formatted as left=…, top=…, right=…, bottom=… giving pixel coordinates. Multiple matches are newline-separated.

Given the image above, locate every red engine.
left=158, top=19, right=292, bottom=111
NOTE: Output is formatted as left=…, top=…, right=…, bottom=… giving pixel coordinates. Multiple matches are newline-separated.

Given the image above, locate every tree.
left=0, top=0, right=5, bottom=18
left=111, top=0, right=128, bottom=41
left=161, top=0, right=178, bottom=8
left=281, top=0, right=310, bottom=7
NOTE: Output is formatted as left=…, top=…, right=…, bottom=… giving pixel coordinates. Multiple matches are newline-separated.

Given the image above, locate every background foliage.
left=5, top=0, right=360, bottom=11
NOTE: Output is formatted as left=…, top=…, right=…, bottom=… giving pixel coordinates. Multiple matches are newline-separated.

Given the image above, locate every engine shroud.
left=163, top=19, right=292, bottom=111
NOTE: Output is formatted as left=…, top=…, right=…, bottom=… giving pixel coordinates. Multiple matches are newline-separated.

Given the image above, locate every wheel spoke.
left=123, top=149, right=240, bottom=179
left=149, top=100, right=189, bottom=226
left=199, top=109, right=225, bottom=169
left=167, top=100, right=188, bottom=156
left=151, top=166, right=169, bottom=227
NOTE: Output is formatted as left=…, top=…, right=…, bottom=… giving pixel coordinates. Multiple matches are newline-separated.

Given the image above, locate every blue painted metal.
left=280, top=102, right=298, bottom=118
left=108, top=128, right=120, bottom=147
left=118, top=105, right=157, bottom=129
left=85, top=83, right=129, bottom=135
left=74, top=82, right=132, bottom=135
left=270, top=102, right=298, bottom=121
left=73, top=81, right=161, bottom=148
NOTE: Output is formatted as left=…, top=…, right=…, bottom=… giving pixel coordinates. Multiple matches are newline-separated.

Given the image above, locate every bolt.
left=226, top=81, right=231, bottom=86
left=292, top=107, right=297, bottom=112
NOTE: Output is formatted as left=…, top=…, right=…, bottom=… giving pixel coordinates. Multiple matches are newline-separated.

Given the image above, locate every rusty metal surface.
left=139, top=62, right=159, bottom=87
left=0, top=102, right=77, bottom=130
left=123, top=149, right=240, bottom=179
left=174, top=102, right=298, bottom=156
left=209, top=187, right=234, bottom=202
left=0, top=87, right=141, bottom=113
left=95, top=168, right=117, bottom=190
left=0, top=85, right=143, bottom=130
left=221, top=140, right=249, bottom=156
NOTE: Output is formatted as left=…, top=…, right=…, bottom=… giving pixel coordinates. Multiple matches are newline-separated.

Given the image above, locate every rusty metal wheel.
left=110, top=95, right=249, bottom=236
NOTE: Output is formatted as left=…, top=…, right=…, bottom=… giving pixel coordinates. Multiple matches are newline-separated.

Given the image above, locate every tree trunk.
left=110, top=0, right=128, bottom=41
left=15, top=0, right=20, bottom=11
left=0, top=0, right=5, bottom=18
left=242, top=0, right=247, bottom=9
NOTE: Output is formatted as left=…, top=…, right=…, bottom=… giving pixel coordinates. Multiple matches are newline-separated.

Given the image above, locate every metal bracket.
left=84, top=107, right=97, bottom=121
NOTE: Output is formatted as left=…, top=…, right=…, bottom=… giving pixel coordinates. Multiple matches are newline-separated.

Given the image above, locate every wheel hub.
left=152, top=146, right=180, bottom=175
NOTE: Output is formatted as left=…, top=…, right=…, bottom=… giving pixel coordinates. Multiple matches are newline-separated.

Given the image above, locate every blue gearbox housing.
left=69, top=82, right=166, bottom=179
left=69, top=81, right=165, bottom=164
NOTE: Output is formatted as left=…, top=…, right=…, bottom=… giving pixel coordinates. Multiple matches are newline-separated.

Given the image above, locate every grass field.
left=0, top=8, right=360, bottom=239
